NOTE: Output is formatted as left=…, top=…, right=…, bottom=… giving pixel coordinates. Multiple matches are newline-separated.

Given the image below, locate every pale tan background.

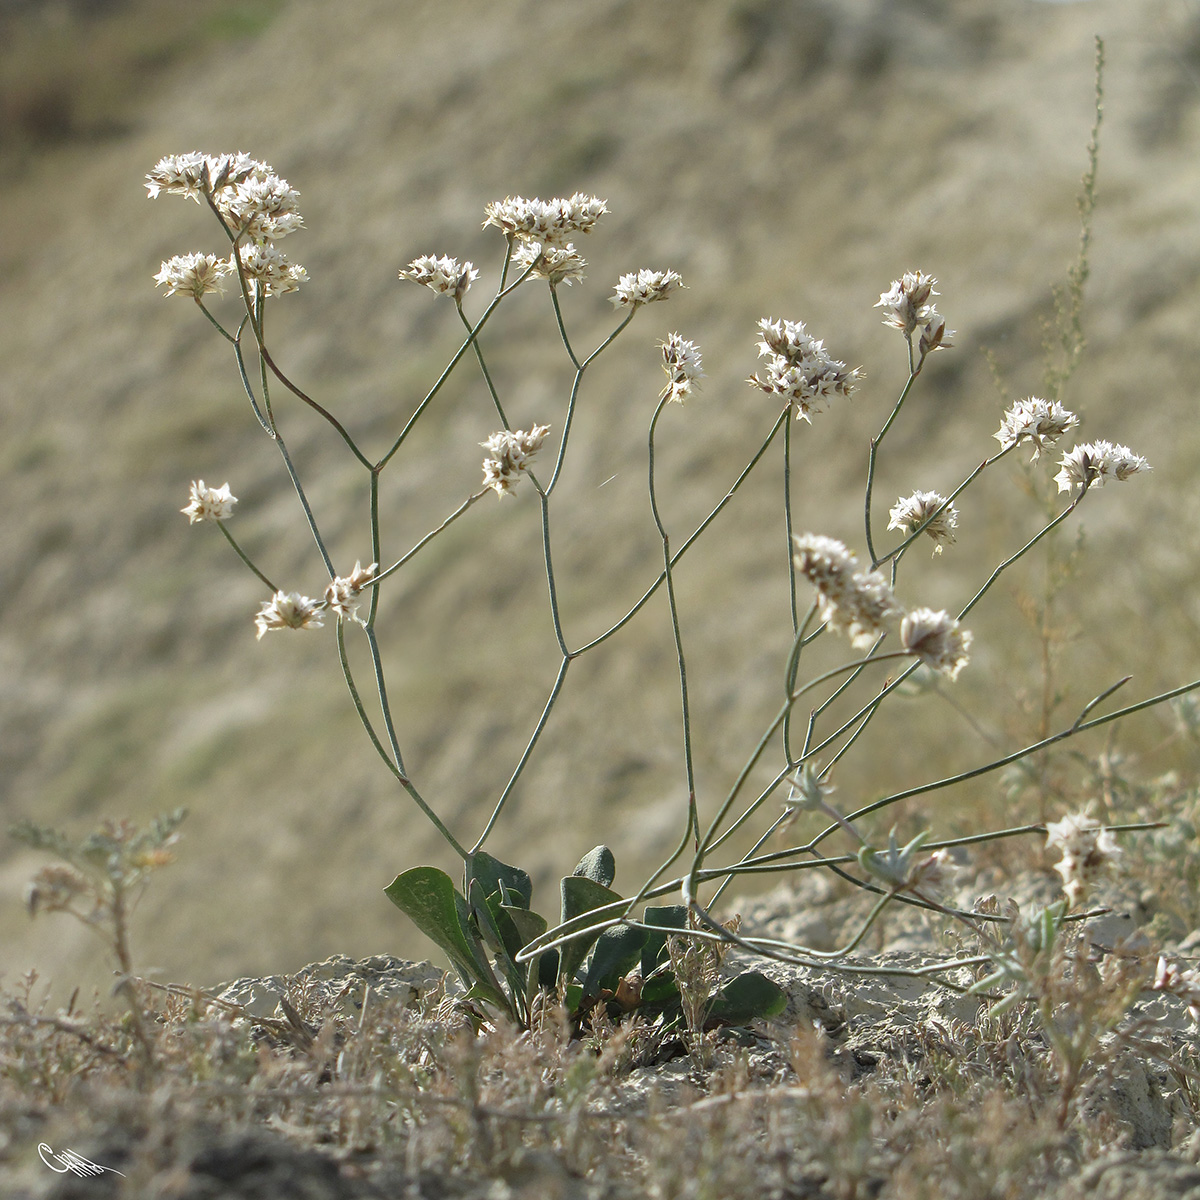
left=2, top=0, right=1199, bottom=998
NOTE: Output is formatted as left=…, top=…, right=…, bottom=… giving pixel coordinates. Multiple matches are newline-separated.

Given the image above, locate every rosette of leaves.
left=384, top=846, right=785, bottom=1031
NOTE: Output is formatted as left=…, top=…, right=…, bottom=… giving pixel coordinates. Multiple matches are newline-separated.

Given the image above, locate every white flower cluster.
left=792, top=535, right=903, bottom=649
left=218, top=171, right=304, bottom=242
left=511, top=241, right=588, bottom=287
left=237, top=242, right=309, bottom=299
left=400, top=255, right=479, bottom=301
left=1044, top=812, right=1120, bottom=908
left=181, top=480, right=237, bottom=524
left=899, top=608, right=972, bottom=680
left=1054, top=441, right=1150, bottom=496
left=610, top=268, right=684, bottom=309
left=659, top=333, right=704, bottom=404
left=154, top=252, right=233, bottom=300
left=747, top=317, right=861, bottom=422
left=1153, top=957, right=1200, bottom=1023
left=147, top=152, right=308, bottom=303
left=324, top=561, right=379, bottom=623
left=481, top=424, right=551, bottom=497
left=146, top=151, right=260, bottom=202
left=887, top=490, right=958, bottom=554
left=255, top=591, right=324, bottom=640
left=875, top=271, right=953, bottom=355
left=482, top=193, right=608, bottom=248
left=793, top=534, right=971, bottom=677
left=994, top=397, right=1079, bottom=461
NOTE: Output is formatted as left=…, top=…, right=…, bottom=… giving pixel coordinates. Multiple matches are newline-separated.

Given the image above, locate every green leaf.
left=571, top=846, right=616, bottom=888
left=583, top=924, right=647, bottom=998
left=707, top=971, right=788, bottom=1025
left=641, top=904, right=688, bottom=977
left=384, top=867, right=505, bottom=1005
left=467, top=852, right=533, bottom=910
left=639, top=973, right=682, bottom=1009
left=558, top=875, right=623, bottom=985
left=467, top=879, right=524, bottom=1008
left=499, top=904, right=548, bottom=953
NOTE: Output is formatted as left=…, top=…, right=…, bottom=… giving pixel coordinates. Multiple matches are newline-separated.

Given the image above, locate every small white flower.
left=887, top=491, right=958, bottom=553
left=994, top=397, right=1080, bottom=461
left=236, top=242, right=309, bottom=299
left=611, top=269, right=684, bottom=309
left=793, top=534, right=902, bottom=648
left=400, top=255, right=479, bottom=300
left=875, top=271, right=953, bottom=353
left=747, top=317, right=861, bottom=420
left=483, top=194, right=608, bottom=247
left=510, top=241, right=588, bottom=286
left=900, top=609, right=972, bottom=680
left=783, top=763, right=835, bottom=816
left=1153, top=957, right=1200, bottom=1023
left=217, top=171, right=303, bottom=241
left=146, top=151, right=264, bottom=202
left=1054, top=441, right=1149, bottom=496
left=480, top=424, right=551, bottom=497
left=154, top=252, right=233, bottom=300
left=659, top=333, right=704, bottom=403
left=1044, top=811, right=1120, bottom=908
left=255, top=591, right=324, bottom=640
left=325, top=561, right=379, bottom=621
left=181, top=480, right=237, bottom=523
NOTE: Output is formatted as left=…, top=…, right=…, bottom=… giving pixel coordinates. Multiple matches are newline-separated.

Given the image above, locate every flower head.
left=216, top=171, right=303, bottom=241
left=611, top=269, right=684, bottom=309
left=793, top=534, right=902, bottom=648
left=154, top=252, right=233, bottom=300
left=182, top=480, right=237, bottom=524
left=400, top=255, right=479, bottom=301
left=747, top=317, right=861, bottom=421
left=325, top=561, right=378, bottom=622
left=875, top=271, right=953, bottom=353
left=887, top=491, right=958, bottom=553
left=146, top=152, right=257, bottom=201
left=900, top=609, right=972, bottom=680
left=483, top=194, right=608, bottom=247
left=1153, top=957, right=1200, bottom=1023
left=858, top=829, right=951, bottom=894
left=1054, top=441, right=1149, bottom=496
left=994, top=397, right=1080, bottom=461
left=1044, top=811, right=1120, bottom=908
left=659, top=333, right=704, bottom=403
left=236, top=242, right=309, bottom=299
left=481, top=424, right=551, bottom=497
left=783, top=763, right=835, bottom=818
left=511, top=241, right=588, bottom=286
left=255, top=592, right=324, bottom=640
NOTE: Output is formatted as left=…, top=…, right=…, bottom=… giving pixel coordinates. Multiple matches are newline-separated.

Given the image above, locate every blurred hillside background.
left=3, top=0, right=1200, bottom=998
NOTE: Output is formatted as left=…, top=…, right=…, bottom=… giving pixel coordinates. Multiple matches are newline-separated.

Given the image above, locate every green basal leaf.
left=558, top=875, right=623, bottom=985
left=499, top=904, right=548, bottom=954
left=384, top=867, right=505, bottom=1006
left=641, top=904, right=688, bottom=978
left=707, top=970, right=788, bottom=1025
left=583, top=923, right=647, bottom=998
left=468, top=851, right=533, bottom=911
left=467, top=878, right=524, bottom=1009
left=571, top=845, right=616, bottom=888
left=639, top=972, right=682, bottom=1008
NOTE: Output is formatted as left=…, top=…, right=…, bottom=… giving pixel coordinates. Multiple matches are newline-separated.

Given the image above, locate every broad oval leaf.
left=707, top=970, right=788, bottom=1026
left=571, top=845, right=616, bottom=888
